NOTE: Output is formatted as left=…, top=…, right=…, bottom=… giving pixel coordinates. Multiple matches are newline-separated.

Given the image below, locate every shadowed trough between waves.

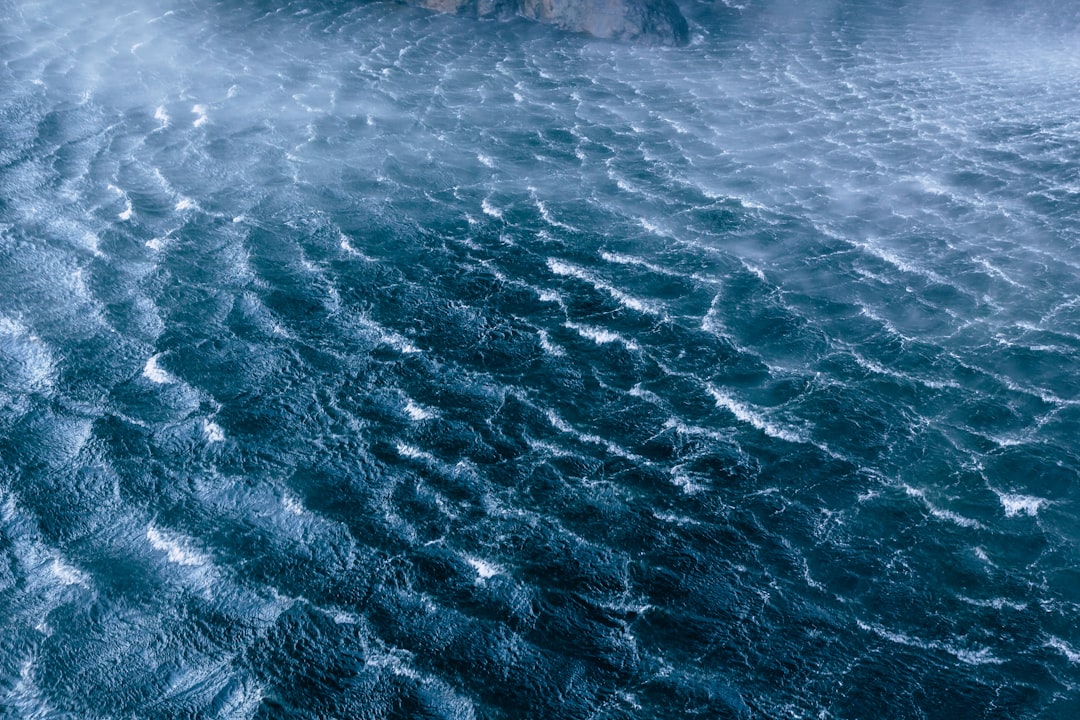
left=1, top=0, right=1079, bottom=717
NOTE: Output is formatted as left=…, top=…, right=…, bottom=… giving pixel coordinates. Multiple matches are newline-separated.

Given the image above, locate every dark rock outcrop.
left=412, top=0, right=690, bottom=45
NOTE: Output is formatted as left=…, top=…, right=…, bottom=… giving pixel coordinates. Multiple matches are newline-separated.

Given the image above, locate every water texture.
left=1, top=1, right=1078, bottom=717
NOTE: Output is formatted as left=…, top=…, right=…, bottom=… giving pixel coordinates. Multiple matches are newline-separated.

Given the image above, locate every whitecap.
left=339, top=233, right=375, bottom=260
left=365, top=649, right=423, bottom=680
left=996, top=492, right=1046, bottom=518
left=480, top=198, right=503, bottom=218
left=547, top=258, right=662, bottom=316
left=192, top=104, right=208, bottom=127
left=175, top=197, right=196, bottom=211
left=477, top=153, right=494, bottom=168
left=50, top=556, right=89, bottom=588
left=202, top=420, right=225, bottom=443
left=652, top=511, right=702, bottom=526
left=708, top=387, right=806, bottom=444
left=857, top=619, right=1004, bottom=665
left=142, top=353, right=176, bottom=384
left=955, top=595, right=1027, bottom=611
left=282, top=492, right=306, bottom=516
left=850, top=350, right=958, bottom=390
left=403, top=400, right=434, bottom=422
left=536, top=288, right=564, bottom=306
left=465, top=556, right=500, bottom=580
left=670, top=471, right=705, bottom=494
left=637, top=218, right=671, bottom=237
left=600, top=251, right=688, bottom=280
left=629, top=384, right=664, bottom=406
left=108, top=184, right=134, bottom=221
left=902, top=485, right=985, bottom=529
left=146, top=525, right=208, bottom=567
left=396, top=442, right=436, bottom=462
left=537, top=329, right=565, bottom=357
left=1046, top=636, right=1080, bottom=664
left=544, top=409, right=637, bottom=460
left=564, top=322, right=639, bottom=351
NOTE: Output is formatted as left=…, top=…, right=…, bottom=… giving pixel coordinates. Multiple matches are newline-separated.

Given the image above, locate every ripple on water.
left=1, top=1, right=1078, bottom=718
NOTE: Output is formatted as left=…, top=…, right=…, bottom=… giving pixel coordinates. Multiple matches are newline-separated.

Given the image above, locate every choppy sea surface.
left=1, top=0, right=1079, bottom=717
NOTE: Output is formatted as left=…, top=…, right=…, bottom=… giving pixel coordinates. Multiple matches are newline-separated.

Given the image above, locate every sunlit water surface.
left=1, top=0, right=1079, bottom=717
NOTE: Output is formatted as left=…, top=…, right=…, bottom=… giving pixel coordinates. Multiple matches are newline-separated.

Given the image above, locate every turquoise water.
left=1, top=1, right=1078, bottom=717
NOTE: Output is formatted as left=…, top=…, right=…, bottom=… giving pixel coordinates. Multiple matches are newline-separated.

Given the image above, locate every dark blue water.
left=1, top=0, right=1078, bottom=717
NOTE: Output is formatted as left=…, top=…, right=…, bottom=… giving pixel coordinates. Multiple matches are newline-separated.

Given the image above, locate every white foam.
left=547, top=258, right=662, bottom=316
left=956, top=595, right=1027, bottom=611
left=652, top=511, right=702, bottom=526
left=1046, top=636, right=1080, bottom=664
left=339, top=233, right=374, bottom=260
left=537, top=288, right=564, bottom=306
left=739, top=259, right=767, bottom=283
left=852, top=238, right=952, bottom=287
left=50, top=557, right=89, bottom=587
left=977, top=258, right=1021, bottom=287
left=142, top=353, right=176, bottom=384
left=365, top=650, right=422, bottom=680
left=383, top=332, right=420, bottom=354
left=537, top=329, right=565, bottom=357
left=996, top=492, right=1046, bottom=518
left=628, top=384, right=664, bottom=406
left=154, top=105, right=169, bottom=126
left=708, top=387, right=805, bottom=444
left=145, top=237, right=165, bottom=251
left=192, top=104, right=208, bottom=127
left=396, top=442, right=436, bottom=462
left=356, top=315, right=420, bottom=354
left=108, top=184, right=134, bottom=221
left=477, top=153, right=494, bottom=168
left=857, top=620, right=1004, bottom=666
left=637, top=218, right=670, bottom=236
left=465, top=556, right=500, bottom=580
left=404, top=400, right=434, bottom=421
left=202, top=420, right=225, bottom=443
left=544, top=409, right=636, bottom=460
left=902, top=484, right=984, bottom=529
left=565, top=322, right=639, bottom=351
left=175, top=197, right=196, bottom=211
left=481, top=198, right=503, bottom=218
left=600, top=251, right=688, bottom=280
left=850, top=350, right=958, bottom=390
left=670, top=471, right=704, bottom=494
left=282, top=493, right=306, bottom=516
left=146, top=526, right=208, bottom=567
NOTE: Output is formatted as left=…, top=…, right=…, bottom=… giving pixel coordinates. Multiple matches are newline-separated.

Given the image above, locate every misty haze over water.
left=1, top=0, right=1079, bottom=717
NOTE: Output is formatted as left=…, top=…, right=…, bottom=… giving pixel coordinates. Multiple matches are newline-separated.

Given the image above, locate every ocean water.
left=1, top=0, right=1078, bottom=717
